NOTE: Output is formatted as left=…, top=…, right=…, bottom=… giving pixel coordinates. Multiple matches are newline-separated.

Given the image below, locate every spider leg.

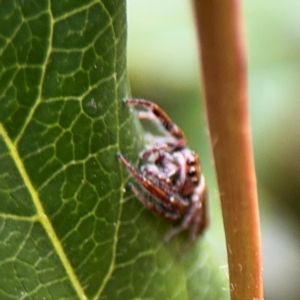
left=179, top=206, right=203, bottom=253
left=179, top=196, right=207, bottom=253
left=124, top=99, right=187, bottom=147
left=117, top=153, right=187, bottom=211
left=163, top=176, right=208, bottom=244
left=141, top=163, right=190, bottom=210
left=163, top=202, right=198, bottom=243
left=128, top=183, right=180, bottom=221
left=141, top=165, right=172, bottom=186
left=141, top=166, right=186, bottom=202
left=191, top=175, right=208, bottom=235
left=117, top=153, right=185, bottom=210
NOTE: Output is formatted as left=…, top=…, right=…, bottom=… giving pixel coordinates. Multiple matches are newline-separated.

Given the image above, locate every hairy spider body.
left=117, top=99, right=208, bottom=246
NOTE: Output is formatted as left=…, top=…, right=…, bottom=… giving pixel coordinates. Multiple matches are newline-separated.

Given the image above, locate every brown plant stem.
left=192, top=0, right=263, bottom=299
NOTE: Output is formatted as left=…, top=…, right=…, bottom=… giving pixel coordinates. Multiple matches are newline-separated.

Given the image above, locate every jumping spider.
left=117, top=99, right=207, bottom=247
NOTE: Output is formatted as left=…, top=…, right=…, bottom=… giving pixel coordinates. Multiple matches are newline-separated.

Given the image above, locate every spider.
left=117, top=99, right=208, bottom=247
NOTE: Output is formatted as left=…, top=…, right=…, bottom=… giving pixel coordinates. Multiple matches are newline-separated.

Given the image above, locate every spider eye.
left=187, top=157, right=195, bottom=165
left=188, top=167, right=196, bottom=176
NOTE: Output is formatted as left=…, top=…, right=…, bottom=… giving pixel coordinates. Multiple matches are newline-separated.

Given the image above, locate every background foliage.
left=0, top=0, right=228, bottom=299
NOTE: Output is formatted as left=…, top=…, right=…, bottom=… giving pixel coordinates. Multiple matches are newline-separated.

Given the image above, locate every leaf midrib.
left=0, top=124, right=88, bottom=300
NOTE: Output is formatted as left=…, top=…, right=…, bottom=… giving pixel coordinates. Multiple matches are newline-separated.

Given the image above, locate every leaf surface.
left=0, top=1, right=229, bottom=299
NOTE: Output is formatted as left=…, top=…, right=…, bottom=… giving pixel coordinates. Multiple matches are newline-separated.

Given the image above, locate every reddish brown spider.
left=117, top=99, right=208, bottom=247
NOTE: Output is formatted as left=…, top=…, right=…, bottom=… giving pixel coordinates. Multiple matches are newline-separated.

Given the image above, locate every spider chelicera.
left=117, top=99, right=208, bottom=247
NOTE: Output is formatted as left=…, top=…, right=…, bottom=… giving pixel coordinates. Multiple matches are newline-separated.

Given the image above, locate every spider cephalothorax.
left=117, top=99, right=207, bottom=247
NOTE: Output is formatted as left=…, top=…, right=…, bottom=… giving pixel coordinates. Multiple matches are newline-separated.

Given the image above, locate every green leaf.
left=0, top=0, right=229, bottom=299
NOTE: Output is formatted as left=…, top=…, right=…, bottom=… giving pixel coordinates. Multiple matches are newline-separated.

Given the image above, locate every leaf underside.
left=0, top=0, right=228, bottom=299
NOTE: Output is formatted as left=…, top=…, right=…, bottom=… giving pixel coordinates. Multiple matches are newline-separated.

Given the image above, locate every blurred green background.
left=127, top=0, right=300, bottom=299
